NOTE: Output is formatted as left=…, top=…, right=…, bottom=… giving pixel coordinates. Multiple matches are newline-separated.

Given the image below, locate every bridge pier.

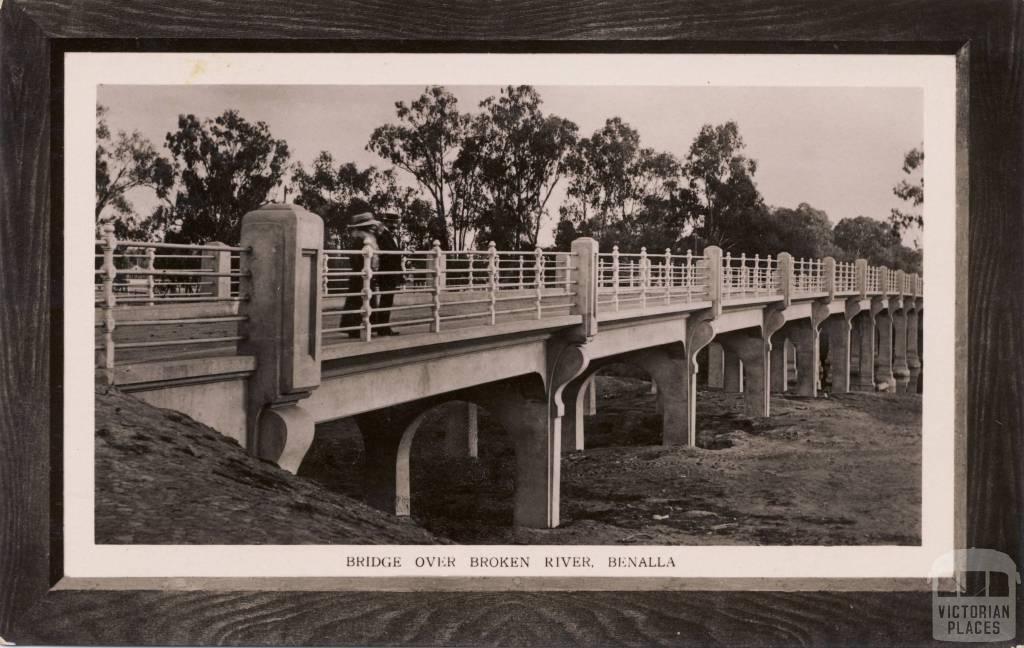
left=723, top=349, right=743, bottom=392
left=784, top=321, right=818, bottom=397
left=874, top=306, right=896, bottom=391
left=892, top=304, right=911, bottom=379
left=706, top=342, right=725, bottom=389
left=719, top=333, right=767, bottom=417
left=770, top=341, right=788, bottom=393
left=584, top=375, right=597, bottom=415
left=907, top=306, right=921, bottom=371
left=443, top=401, right=478, bottom=459
left=853, top=311, right=876, bottom=391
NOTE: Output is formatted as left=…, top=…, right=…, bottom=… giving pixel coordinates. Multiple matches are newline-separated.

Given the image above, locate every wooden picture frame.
left=0, top=0, right=1018, bottom=643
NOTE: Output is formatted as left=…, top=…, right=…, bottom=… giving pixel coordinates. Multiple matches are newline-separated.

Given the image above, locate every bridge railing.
left=792, top=257, right=827, bottom=296
left=321, top=242, right=577, bottom=340
left=94, top=224, right=251, bottom=377
left=596, top=247, right=709, bottom=313
left=721, top=252, right=781, bottom=300
left=834, top=261, right=858, bottom=295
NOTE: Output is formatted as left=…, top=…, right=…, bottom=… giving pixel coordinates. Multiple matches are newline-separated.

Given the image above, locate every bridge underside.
left=116, top=292, right=922, bottom=530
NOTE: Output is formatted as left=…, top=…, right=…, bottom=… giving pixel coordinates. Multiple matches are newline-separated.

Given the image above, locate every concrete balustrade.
left=97, top=205, right=924, bottom=530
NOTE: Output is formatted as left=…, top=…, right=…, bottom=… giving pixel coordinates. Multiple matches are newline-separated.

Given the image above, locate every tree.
left=559, top=117, right=685, bottom=251
left=890, top=147, right=923, bottom=239
left=95, top=104, right=174, bottom=239
left=468, top=86, right=578, bottom=249
left=739, top=203, right=836, bottom=260
left=833, top=215, right=921, bottom=273
left=160, top=110, right=290, bottom=244
left=367, top=87, right=476, bottom=249
left=291, top=152, right=437, bottom=248
left=683, top=121, right=766, bottom=250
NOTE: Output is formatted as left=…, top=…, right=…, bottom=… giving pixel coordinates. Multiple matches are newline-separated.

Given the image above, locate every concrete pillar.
left=785, top=338, right=798, bottom=387
left=907, top=308, right=921, bottom=370
left=853, top=312, right=876, bottom=390
left=561, top=378, right=587, bottom=453
left=624, top=346, right=690, bottom=446
left=240, top=204, right=323, bottom=473
left=720, top=333, right=767, bottom=417
left=786, top=322, right=818, bottom=397
left=584, top=375, right=597, bottom=415
left=443, top=401, right=478, bottom=458
left=892, top=307, right=910, bottom=378
left=875, top=310, right=896, bottom=390
left=723, top=349, right=743, bottom=392
left=706, top=342, right=725, bottom=389
left=827, top=316, right=852, bottom=393
left=849, top=319, right=861, bottom=376
left=770, top=336, right=788, bottom=393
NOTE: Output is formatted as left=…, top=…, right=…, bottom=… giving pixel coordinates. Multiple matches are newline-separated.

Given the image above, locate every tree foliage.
left=467, top=86, right=578, bottom=249
left=95, top=104, right=174, bottom=239
left=683, top=121, right=766, bottom=250
left=159, top=110, right=290, bottom=245
left=291, top=152, right=436, bottom=248
left=890, top=146, right=923, bottom=238
left=366, top=87, right=476, bottom=249
left=834, top=215, right=921, bottom=273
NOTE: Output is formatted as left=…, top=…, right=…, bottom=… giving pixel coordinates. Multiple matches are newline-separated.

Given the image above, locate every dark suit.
left=339, top=227, right=403, bottom=337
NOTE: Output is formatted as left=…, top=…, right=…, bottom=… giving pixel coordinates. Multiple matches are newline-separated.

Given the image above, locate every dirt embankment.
left=94, top=385, right=442, bottom=544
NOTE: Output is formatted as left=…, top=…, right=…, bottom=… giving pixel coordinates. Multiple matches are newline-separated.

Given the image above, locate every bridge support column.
left=561, top=378, right=587, bottom=453
left=240, top=204, right=324, bottom=473
left=443, top=402, right=478, bottom=458
left=719, top=333, right=767, bottom=417
left=892, top=306, right=910, bottom=378
left=584, top=375, right=597, bottom=415
left=875, top=308, right=896, bottom=391
left=723, top=349, right=743, bottom=392
left=907, top=307, right=921, bottom=371
left=853, top=312, right=876, bottom=391
left=783, top=304, right=828, bottom=398
left=785, top=339, right=798, bottom=387
left=706, top=343, right=725, bottom=389
left=826, top=316, right=851, bottom=393
left=770, top=340, right=788, bottom=393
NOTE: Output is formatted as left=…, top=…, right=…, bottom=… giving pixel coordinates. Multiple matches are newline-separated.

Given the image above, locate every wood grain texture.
left=14, top=590, right=938, bottom=646
left=0, top=0, right=51, bottom=637
left=2, top=0, right=1023, bottom=644
left=8, top=0, right=999, bottom=41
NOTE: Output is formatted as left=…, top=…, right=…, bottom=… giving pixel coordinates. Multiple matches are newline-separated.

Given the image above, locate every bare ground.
left=95, top=375, right=920, bottom=546
left=303, top=375, right=921, bottom=546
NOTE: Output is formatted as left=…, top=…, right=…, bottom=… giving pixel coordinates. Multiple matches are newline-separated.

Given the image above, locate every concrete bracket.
left=255, top=400, right=316, bottom=474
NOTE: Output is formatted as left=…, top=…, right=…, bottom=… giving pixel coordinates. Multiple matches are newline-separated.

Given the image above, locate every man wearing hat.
left=341, top=210, right=403, bottom=337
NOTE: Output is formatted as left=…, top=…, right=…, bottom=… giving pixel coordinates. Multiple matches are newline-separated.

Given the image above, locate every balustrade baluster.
left=534, top=247, right=544, bottom=319
left=431, top=241, right=443, bottom=332
left=101, top=224, right=118, bottom=378
left=488, top=241, right=498, bottom=325
left=518, top=255, right=525, bottom=289
left=640, top=247, right=648, bottom=310
left=664, top=248, right=672, bottom=304
left=612, top=245, right=621, bottom=312
left=145, top=247, right=155, bottom=304
left=362, top=244, right=374, bottom=341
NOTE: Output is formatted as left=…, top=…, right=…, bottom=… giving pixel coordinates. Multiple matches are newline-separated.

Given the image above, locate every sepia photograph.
left=84, top=57, right=935, bottom=558
left=7, top=0, right=1023, bottom=643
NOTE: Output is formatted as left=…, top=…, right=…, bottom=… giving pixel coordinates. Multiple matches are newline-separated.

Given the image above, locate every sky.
left=99, top=84, right=923, bottom=246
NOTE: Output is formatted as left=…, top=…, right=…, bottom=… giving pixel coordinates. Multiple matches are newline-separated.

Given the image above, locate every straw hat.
left=346, top=212, right=382, bottom=229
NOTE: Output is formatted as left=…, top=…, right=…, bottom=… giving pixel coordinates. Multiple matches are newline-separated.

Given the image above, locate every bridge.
left=95, top=204, right=923, bottom=529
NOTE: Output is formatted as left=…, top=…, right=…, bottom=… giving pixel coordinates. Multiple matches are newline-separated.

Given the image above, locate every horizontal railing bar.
left=116, top=336, right=244, bottom=349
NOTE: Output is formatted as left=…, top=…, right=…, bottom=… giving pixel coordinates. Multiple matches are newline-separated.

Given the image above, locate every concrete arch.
left=356, top=371, right=565, bottom=529
left=561, top=341, right=690, bottom=452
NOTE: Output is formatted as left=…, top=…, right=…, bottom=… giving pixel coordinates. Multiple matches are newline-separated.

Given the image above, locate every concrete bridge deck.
left=95, top=204, right=923, bottom=530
